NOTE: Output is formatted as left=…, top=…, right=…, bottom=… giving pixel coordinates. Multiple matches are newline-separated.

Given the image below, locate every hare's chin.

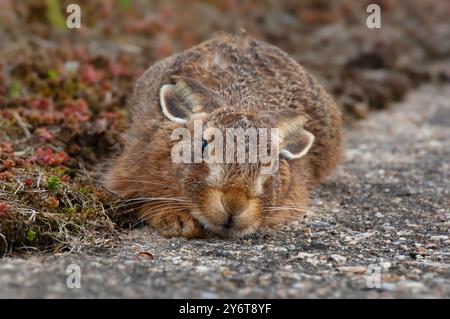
left=190, top=209, right=260, bottom=238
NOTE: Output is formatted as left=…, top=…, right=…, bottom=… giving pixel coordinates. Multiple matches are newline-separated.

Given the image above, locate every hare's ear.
left=159, top=76, right=223, bottom=124
left=278, top=115, right=315, bottom=160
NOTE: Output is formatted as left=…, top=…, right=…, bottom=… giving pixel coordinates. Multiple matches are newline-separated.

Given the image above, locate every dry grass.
left=0, top=158, right=124, bottom=256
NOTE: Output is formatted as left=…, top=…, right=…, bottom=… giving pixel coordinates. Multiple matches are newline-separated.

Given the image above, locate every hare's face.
left=160, top=76, right=315, bottom=237
left=175, top=111, right=279, bottom=237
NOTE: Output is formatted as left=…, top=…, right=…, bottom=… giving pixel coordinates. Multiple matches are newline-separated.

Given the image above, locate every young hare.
left=106, top=33, right=342, bottom=238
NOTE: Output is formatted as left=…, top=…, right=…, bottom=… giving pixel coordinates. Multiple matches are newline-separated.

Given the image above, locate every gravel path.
left=0, top=85, right=449, bottom=298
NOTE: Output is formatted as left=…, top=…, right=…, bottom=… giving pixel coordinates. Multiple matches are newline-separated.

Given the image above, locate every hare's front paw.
left=144, top=210, right=203, bottom=238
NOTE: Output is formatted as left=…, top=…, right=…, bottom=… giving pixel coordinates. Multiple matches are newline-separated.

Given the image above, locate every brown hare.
left=105, top=32, right=342, bottom=238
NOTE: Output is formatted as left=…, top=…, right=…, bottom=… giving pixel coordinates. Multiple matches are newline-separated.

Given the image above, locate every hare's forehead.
left=206, top=113, right=268, bottom=130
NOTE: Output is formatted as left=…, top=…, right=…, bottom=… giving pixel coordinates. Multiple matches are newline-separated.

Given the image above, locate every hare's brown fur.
left=106, top=33, right=342, bottom=238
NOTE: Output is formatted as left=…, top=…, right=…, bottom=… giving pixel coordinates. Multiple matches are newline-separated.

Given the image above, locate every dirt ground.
left=1, top=84, right=448, bottom=298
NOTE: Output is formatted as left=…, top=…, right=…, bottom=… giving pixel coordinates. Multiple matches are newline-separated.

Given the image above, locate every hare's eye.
left=202, top=139, right=208, bottom=151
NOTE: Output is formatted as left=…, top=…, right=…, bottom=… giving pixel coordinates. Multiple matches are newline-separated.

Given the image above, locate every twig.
left=12, top=112, right=31, bottom=139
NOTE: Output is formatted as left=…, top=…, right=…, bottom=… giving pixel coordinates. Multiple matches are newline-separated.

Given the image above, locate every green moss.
left=9, top=82, right=21, bottom=99
left=61, top=207, right=77, bottom=215
left=26, top=229, right=37, bottom=242
left=47, top=69, right=59, bottom=80
left=78, top=186, right=92, bottom=195
left=45, top=176, right=62, bottom=190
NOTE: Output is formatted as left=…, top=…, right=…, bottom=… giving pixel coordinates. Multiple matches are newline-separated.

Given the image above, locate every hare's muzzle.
left=220, top=188, right=249, bottom=216
left=194, top=188, right=262, bottom=238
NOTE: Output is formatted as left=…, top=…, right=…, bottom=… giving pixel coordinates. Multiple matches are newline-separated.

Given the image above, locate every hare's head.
left=158, top=76, right=315, bottom=237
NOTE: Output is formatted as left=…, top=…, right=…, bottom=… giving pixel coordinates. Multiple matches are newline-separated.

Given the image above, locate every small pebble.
left=329, top=254, right=347, bottom=265
left=430, top=235, right=448, bottom=241
left=196, top=266, right=209, bottom=273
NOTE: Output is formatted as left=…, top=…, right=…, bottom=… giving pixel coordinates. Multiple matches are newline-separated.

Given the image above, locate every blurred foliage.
left=45, top=0, right=66, bottom=31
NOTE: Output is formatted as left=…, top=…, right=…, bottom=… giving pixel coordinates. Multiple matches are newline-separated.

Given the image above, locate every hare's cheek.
left=181, top=164, right=209, bottom=197
left=265, top=161, right=291, bottom=197
left=260, top=176, right=281, bottom=205
left=231, top=200, right=262, bottom=228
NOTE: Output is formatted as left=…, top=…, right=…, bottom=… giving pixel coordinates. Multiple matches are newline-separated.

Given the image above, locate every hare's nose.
left=221, top=188, right=249, bottom=215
